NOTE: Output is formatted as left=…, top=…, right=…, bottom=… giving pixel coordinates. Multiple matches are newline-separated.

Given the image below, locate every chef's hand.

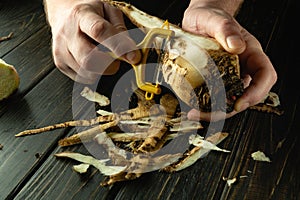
left=44, top=0, right=141, bottom=84
left=182, top=0, right=277, bottom=121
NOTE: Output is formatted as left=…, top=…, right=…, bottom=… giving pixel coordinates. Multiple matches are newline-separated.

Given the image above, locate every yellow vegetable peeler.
left=110, top=28, right=174, bottom=100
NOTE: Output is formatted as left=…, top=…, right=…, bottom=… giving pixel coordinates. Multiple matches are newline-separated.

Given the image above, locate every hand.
left=182, top=1, right=277, bottom=121
left=44, top=0, right=141, bottom=84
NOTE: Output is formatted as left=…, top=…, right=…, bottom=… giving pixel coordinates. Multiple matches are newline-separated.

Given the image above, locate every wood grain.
left=0, top=0, right=47, bottom=57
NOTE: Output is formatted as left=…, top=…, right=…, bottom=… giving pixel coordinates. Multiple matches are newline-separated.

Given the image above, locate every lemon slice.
left=0, top=59, right=20, bottom=101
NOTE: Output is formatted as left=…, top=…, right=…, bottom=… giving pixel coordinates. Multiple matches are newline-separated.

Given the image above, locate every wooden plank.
left=0, top=69, right=76, bottom=199
left=13, top=133, right=111, bottom=200
left=0, top=0, right=47, bottom=57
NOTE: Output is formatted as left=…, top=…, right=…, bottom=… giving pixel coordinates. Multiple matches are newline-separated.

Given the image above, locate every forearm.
left=189, top=0, right=244, bottom=16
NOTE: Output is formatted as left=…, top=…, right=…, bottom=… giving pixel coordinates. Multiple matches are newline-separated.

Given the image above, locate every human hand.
left=182, top=1, right=277, bottom=121
left=44, top=0, right=141, bottom=84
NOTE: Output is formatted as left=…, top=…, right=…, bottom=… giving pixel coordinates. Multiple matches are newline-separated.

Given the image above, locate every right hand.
left=182, top=2, right=277, bottom=121
left=44, top=0, right=141, bottom=84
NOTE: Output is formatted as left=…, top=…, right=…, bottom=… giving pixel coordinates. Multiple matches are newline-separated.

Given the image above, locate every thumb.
left=103, top=4, right=141, bottom=64
left=213, top=19, right=246, bottom=54
left=214, top=18, right=246, bottom=54
left=79, top=10, right=141, bottom=65
left=184, top=9, right=246, bottom=54
left=217, top=33, right=246, bottom=54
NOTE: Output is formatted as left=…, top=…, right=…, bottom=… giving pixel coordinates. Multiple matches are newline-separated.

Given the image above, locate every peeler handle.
left=132, top=28, right=174, bottom=100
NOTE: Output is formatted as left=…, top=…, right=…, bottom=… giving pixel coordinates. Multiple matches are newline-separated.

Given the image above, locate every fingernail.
left=226, top=35, right=244, bottom=49
left=187, top=109, right=200, bottom=121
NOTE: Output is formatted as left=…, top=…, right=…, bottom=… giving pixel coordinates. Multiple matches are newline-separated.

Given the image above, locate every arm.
left=189, top=0, right=244, bottom=16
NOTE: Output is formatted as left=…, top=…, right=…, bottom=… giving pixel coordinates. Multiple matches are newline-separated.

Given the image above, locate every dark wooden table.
left=0, top=0, right=299, bottom=199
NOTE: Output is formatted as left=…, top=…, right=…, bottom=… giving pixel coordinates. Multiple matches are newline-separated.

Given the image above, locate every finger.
left=213, top=18, right=246, bottom=54
left=52, top=40, right=80, bottom=80
left=235, top=65, right=277, bottom=112
left=187, top=109, right=237, bottom=122
left=78, top=10, right=141, bottom=64
left=234, top=35, right=277, bottom=112
left=78, top=45, right=121, bottom=75
left=66, top=27, right=121, bottom=76
left=53, top=37, right=101, bottom=83
left=56, top=54, right=100, bottom=84
left=103, top=3, right=127, bottom=32
left=236, top=63, right=276, bottom=112
left=242, top=74, right=251, bottom=88
left=103, top=3, right=136, bottom=63
left=60, top=62, right=98, bottom=84
left=54, top=61, right=95, bottom=84
left=67, top=48, right=102, bottom=82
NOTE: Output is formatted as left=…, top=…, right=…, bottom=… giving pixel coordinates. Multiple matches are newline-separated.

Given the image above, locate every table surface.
left=0, top=0, right=299, bottom=199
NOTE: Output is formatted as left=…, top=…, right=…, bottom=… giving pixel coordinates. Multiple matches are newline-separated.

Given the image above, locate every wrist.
left=43, top=0, right=63, bottom=25
left=188, top=0, right=243, bottom=16
left=43, top=0, right=77, bottom=25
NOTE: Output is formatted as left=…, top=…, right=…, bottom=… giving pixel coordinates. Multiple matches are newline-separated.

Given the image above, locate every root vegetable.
left=101, top=0, right=243, bottom=112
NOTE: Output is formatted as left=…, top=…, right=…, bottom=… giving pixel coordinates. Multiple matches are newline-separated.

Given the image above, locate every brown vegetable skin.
left=101, top=0, right=243, bottom=112
left=0, top=59, right=20, bottom=101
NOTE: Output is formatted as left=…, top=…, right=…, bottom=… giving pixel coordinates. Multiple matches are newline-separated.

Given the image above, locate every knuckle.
left=52, top=46, right=61, bottom=59
left=89, top=20, right=106, bottom=39
left=78, top=55, right=90, bottom=70
left=114, top=24, right=127, bottom=32
left=70, top=3, right=107, bottom=40
left=52, top=50, right=63, bottom=69
left=71, top=4, right=89, bottom=18
left=271, top=70, right=278, bottom=84
left=218, top=18, right=235, bottom=30
left=53, top=59, right=64, bottom=71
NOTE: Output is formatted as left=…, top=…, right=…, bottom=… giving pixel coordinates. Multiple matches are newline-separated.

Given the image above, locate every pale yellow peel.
left=0, top=59, right=20, bottom=101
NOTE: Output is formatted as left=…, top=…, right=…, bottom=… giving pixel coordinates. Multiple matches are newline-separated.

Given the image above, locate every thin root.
left=0, top=32, right=13, bottom=42
left=15, top=115, right=115, bottom=137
